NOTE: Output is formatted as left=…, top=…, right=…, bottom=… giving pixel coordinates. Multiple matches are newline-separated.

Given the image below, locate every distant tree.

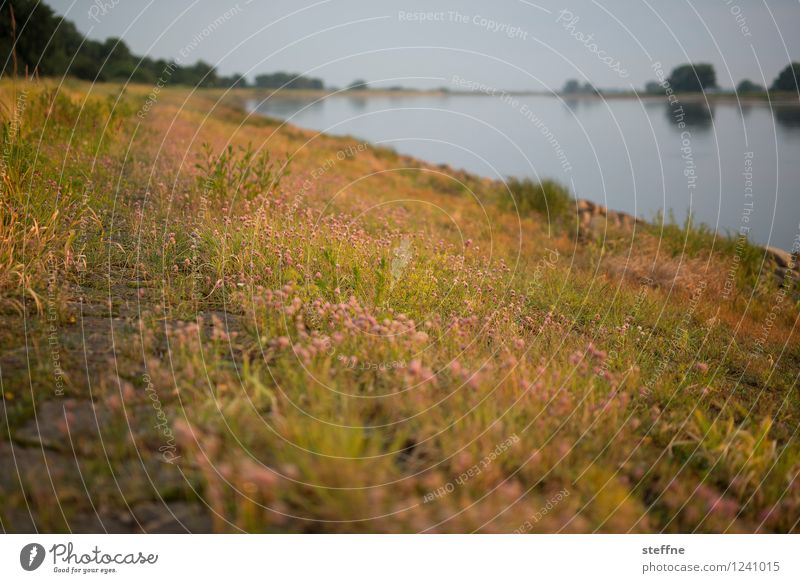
left=347, top=79, right=368, bottom=91
left=644, top=81, right=662, bottom=94
left=304, top=77, right=324, bottom=90
left=171, top=60, right=218, bottom=87
left=254, top=72, right=324, bottom=90
left=1, top=0, right=74, bottom=77
left=561, top=80, right=597, bottom=95
left=97, top=38, right=138, bottom=80
left=218, top=73, right=248, bottom=88
left=0, top=0, right=228, bottom=87
left=255, top=72, right=290, bottom=88
left=736, top=79, right=765, bottom=94
left=770, top=63, right=800, bottom=92
left=562, top=79, right=581, bottom=94
left=667, top=63, right=717, bottom=92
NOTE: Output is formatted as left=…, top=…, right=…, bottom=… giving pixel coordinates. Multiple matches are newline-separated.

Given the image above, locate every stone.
left=764, top=245, right=794, bottom=269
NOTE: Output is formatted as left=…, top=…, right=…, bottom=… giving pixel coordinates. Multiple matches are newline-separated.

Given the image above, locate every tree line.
left=643, top=62, right=800, bottom=95
left=5, top=1, right=797, bottom=97
left=563, top=62, right=799, bottom=96
left=0, top=0, right=341, bottom=90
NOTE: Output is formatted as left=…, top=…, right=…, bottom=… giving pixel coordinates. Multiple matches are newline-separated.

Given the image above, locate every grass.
left=504, top=176, right=573, bottom=221
left=0, top=79, right=798, bottom=533
left=650, top=209, right=769, bottom=291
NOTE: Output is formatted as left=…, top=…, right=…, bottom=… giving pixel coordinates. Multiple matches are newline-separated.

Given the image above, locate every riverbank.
left=1, top=80, right=798, bottom=533
left=234, top=86, right=800, bottom=107
left=248, top=88, right=800, bottom=252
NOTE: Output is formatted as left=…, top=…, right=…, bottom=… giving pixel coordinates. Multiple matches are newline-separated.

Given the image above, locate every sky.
left=46, top=0, right=800, bottom=91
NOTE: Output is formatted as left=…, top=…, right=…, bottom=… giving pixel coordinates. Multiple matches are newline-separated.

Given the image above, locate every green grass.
left=504, top=177, right=573, bottom=221
left=649, top=210, right=780, bottom=292
left=0, top=80, right=798, bottom=533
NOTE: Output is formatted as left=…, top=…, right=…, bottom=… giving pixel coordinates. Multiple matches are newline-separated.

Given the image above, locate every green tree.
left=770, top=63, right=800, bottom=92
left=218, top=73, right=248, bottom=88
left=0, top=0, right=223, bottom=87
left=736, top=79, right=765, bottom=94
left=254, top=72, right=324, bottom=89
left=0, top=0, right=76, bottom=77
left=347, top=79, right=368, bottom=91
left=667, top=63, right=717, bottom=92
left=562, top=79, right=581, bottom=94
left=644, top=81, right=662, bottom=94
left=173, top=61, right=218, bottom=87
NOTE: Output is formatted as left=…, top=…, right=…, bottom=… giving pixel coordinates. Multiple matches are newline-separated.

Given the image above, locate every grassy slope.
left=0, top=80, right=798, bottom=533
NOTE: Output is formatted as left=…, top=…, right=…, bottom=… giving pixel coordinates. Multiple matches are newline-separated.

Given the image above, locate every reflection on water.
left=561, top=98, right=581, bottom=112
left=774, top=106, right=800, bottom=129
left=666, top=102, right=714, bottom=130
left=252, top=97, right=324, bottom=118
left=251, top=94, right=800, bottom=250
left=346, top=96, right=368, bottom=110
left=687, top=101, right=800, bottom=131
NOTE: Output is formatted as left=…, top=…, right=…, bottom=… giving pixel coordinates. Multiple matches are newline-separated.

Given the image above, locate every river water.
left=252, top=93, right=800, bottom=251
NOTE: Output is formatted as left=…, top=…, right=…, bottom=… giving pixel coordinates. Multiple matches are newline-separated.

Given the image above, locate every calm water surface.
left=252, top=94, right=800, bottom=251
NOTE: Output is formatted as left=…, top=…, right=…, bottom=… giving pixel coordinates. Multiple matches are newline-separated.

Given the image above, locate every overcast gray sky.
left=47, top=0, right=800, bottom=91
